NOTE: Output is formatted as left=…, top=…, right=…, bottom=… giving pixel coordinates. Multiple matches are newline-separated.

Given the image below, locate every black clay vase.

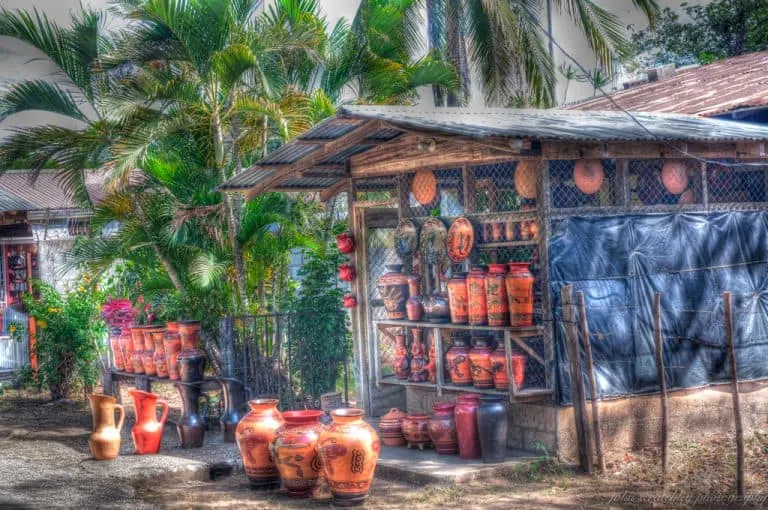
left=216, top=377, right=248, bottom=443
left=175, top=382, right=208, bottom=448
left=177, top=349, right=205, bottom=383
left=477, top=394, right=507, bottom=463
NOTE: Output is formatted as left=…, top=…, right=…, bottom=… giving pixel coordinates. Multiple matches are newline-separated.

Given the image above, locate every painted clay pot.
left=467, top=266, right=488, bottom=326
left=163, top=329, right=182, bottom=381
left=504, top=220, right=517, bottom=242
left=88, top=394, right=125, bottom=460
left=405, top=274, right=423, bottom=321
left=318, top=408, right=380, bottom=507
left=236, top=399, right=284, bottom=490
left=468, top=335, right=494, bottom=389
left=445, top=332, right=472, bottom=386
left=272, top=410, right=325, bottom=498
left=152, top=330, right=168, bottom=378
left=178, top=320, right=201, bottom=350
left=485, top=264, right=509, bottom=327
left=446, top=273, right=469, bottom=324
left=119, top=328, right=135, bottom=373
left=408, top=328, right=428, bottom=383
left=427, top=403, right=458, bottom=455
left=132, top=350, right=145, bottom=374
left=109, top=328, right=125, bottom=371
left=175, top=382, right=209, bottom=448
left=393, top=332, right=410, bottom=380
left=426, top=335, right=437, bottom=384
left=131, top=326, right=148, bottom=354
left=491, top=222, right=504, bottom=242
left=336, top=231, right=356, bottom=254
left=129, top=389, right=169, bottom=455
left=512, top=354, right=527, bottom=390
left=477, top=395, right=508, bottom=463
left=401, top=413, right=431, bottom=450
left=142, top=349, right=157, bottom=376
left=142, top=327, right=158, bottom=351
left=505, top=262, right=535, bottom=327
left=378, top=408, right=407, bottom=447
left=376, top=264, right=409, bottom=320
left=490, top=343, right=509, bottom=391
left=454, top=393, right=482, bottom=459
left=166, top=321, right=179, bottom=333
left=217, top=377, right=248, bottom=443
left=661, top=159, right=689, bottom=194
left=422, top=293, right=450, bottom=323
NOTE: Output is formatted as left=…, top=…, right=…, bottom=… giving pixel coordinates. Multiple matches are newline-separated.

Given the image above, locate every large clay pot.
left=318, top=408, right=380, bottom=507
left=477, top=395, right=508, bottom=464
left=163, top=329, right=182, bottom=381
left=393, top=332, right=410, bottom=380
left=467, top=266, right=488, bottom=326
left=514, top=160, right=537, bottom=199
left=152, top=329, right=168, bottom=378
left=426, top=336, right=437, bottom=384
left=422, top=293, right=450, bottom=323
left=132, top=350, right=145, bottom=374
left=485, top=264, right=509, bottom=327
left=505, top=262, right=535, bottom=327
left=408, top=328, right=428, bottom=383
left=142, top=349, right=157, bottom=376
left=88, top=394, right=125, bottom=460
left=129, top=389, right=169, bottom=455
left=118, top=328, right=134, bottom=373
left=468, top=335, right=494, bottom=389
left=217, top=377, right=248, bottom=443
left=175, top=382, right=209, bottom=448
left=236, top=399, right=284, bottom=490
left=405, top=274, right=423, bottom=321
left=454, top=393, right=481, bottom=459
left=178, top=320, right=201, bottom=349
left=376, top=264, right=409, bottom=320
left=272, top=410, right=325, bottom=498
left=177, top=321, right=205, bottom=382
left=446, top=273, right=469, bottom=324
left=490, top=343, right=509, bottom=391
left=427, top=403, right=458, bottom=455
left=401, top=413, right=431, bottom=450
left=378, top=408, right=407, bottom=447
left=661, top=159, right=689, bottom=194
left=109, top=328, right=125, bottom=371
left=445, top=332, right=472, bottom=386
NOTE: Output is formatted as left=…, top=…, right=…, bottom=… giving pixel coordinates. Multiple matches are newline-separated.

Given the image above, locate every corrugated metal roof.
left=318, top=143, right=374, bottom=165
left=220, top=167, right=277, bottom=189
left=298, top=119, right=361, bottom=140
left=278, top=176, right=341, bottom=189
left=259, top=143, right=319, bottom=165
left=0, top=188, right=34, bottom=211
left=0, top=171, right=107, bottom=212
left=565, top=52, right=768, bottom=117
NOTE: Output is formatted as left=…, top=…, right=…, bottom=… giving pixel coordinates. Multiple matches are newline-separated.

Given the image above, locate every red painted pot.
left=490, top=343, right=509, bottom=391
left=446, top=273, right=469, bottom=324
left=272, top=410, right=325, bottom=498
left=427, top=403, right=458, bottom=455
left=454, top=393, right=481, bottom=459
left=129, top=389, right=169, bottom=455
left=163, top=329, right=182, bottom=381
left=485, top=264, right=509, bottom=327
left=468, top=335, right=494, bottom=389
left=505, top=262, right=534, bottom=327
left=445, top=332, right=472, bottom=386
left=119, top=328, right=134, bottom=373
left=401, top=413, right=431, bottom=450
left=178, top=321, right=201, bottom=350
left=467, top=266, right=488, bottom=326
left=378, top=408, right=407, bottom=447
left=236, top=399, right=284, bottom=490
left=394, top=332, right=410, bottom=380
left=336, top=232, right=356, bottom=254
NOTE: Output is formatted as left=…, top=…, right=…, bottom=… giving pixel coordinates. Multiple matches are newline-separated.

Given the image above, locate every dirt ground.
left=0, top=389, right=766, bottom=510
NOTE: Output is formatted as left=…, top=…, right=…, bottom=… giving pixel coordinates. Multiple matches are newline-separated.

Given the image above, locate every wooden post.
left=653, top=292, right=669, bottom=484
left=577, top=291, right=605, bottom=474
left=219, top=317, right=234, bottom=378
left=561, top=285, right=593, bottom=474
left=724, top=292, right=745, bottom=499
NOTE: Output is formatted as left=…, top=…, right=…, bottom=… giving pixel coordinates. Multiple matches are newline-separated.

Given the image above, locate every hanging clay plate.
left=419, top=218, right=448, bottom=265
left=394, top=219, right=419, bottom=259
left=412, top=170, right=438, bottom=206
left=446, top=217, right=474, bottom=263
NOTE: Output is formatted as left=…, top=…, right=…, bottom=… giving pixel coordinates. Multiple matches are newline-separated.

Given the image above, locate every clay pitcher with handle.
left=88, top=394, right=125, bottom=460
left=128, top=389, right=169, bottom=454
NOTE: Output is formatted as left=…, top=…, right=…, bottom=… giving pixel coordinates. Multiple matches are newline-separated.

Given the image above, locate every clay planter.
left=378, top=408, right=407, bottom=447
left=376, top=264, right=409, bottom=320
left=163, top=329, right=182, bottom=381
left=119, top=328, right=135, bottom=373
left=401, top=413, right=431, bottom=450
left=318, top=408, right=380, bottom=507
left=129, top=389, right=169, bottom=455
left=446, top=273, right=469, bottom=324
left=217, top=377, right=248, bottom=443
left=131, top=326, right=148, bottom=354
left=236, top=399, right=284, bottom=490
left=142, top=327, right=158, bottom=351
left=408, top=328, right=428, bottom=383
left=467, top=266, right=488, bottom=325
left=175, top=382, right=209, bottom=448
left=505, top=262, right=535, bottom=327
left=485, top=264, right=509, bottom=327
left=477, top=395, right=508, bottom=464
left=445, top=332, right=472, bottom=386
left=142, top=350, right=157, bottom=376
left=152, top=330, right=168, bottom=378
left=272, top=410, right=325, bottom=498
left=109, top=328, right=125, bottom=371
left=405, top=274, right=423, bottom=321
left=393, top=332, right=410, bottom=380
left=454, top=393, right=481, bottom=459
left=469, top=335, right=494, bottom=389
left=427, top=403, right=458, bottom=455
left=88, top=394, right=125, bottom=460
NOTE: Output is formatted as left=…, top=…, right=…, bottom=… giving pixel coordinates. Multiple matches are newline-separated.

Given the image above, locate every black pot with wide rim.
left=177, top=348, right=206, bottom=383
left=476, top=394, right=508, bottom=463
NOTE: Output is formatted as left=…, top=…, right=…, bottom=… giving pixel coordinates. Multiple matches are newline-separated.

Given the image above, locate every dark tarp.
left=549, top=211, right=768, bottom=405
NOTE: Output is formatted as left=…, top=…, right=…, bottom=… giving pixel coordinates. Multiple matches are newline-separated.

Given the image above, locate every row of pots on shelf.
left=477, top=220, right=539, bottom=244
left=378, top=262, right=535, bottom=327
left=380, top=393, right=508, bottom=463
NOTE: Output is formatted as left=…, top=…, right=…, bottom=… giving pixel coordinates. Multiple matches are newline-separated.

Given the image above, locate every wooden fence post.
left=724, top=291, right=745, bottom=499
left=653, top=292, right=669, bottom=484
left=577, top=291, right=605, bottom=474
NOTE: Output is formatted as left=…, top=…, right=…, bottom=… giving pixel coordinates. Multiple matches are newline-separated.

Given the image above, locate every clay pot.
left=131, top=327, right=147, bottom=353
left=405, top=274, right=423, bottom=321
left=178, top=320, right=201, bottom=350
left=445, top=332, right=472, bottom=386
left=504, top=220, right=517, bottom=242
left=426, top=336, right=437, bottom=384
left=152, top=330, right=168, bottom=378
left=454, top=393, right=481, bottom=459
left=661, top=159, right=689, bottom=194
left=142, top=327, right=157, bottom=351
left=118, top=328, right=134, bottom=373
left=236, top=399, right=284, bottom=489
left=505, top=262, right=535, bottom=327
left=485, top=264, right=509, bottom=327
left=132, top=350, right=145, bottom=374
left=163, top=329, right=182, bottom=381
left=217, top=377, right=248, bottom=443
left=401, top=413, right=431, bottom=450
left=573, top=159, right=605, bottom=195
left=336, top=232, right=356, bottom=254
left=272, top=410, right=325, bottom=498
left=175, top=382, right=209, bottom=448
left=376, top=264, right=409, bottom=320
left=491, top=222, right=504, bottom=242
left=427, top=403, right=458, bottom=455
left=166, top=321, right=179, bottom=333
left=514, top=160, right=537, bottom=199
left=318, top=408, right=380, bottom=507
left=477, top=395, right=508, bottom=463
left=129, top=389, right=169, bottom=455
left=378, top=408, right=407, bottom=447
left=408, top=328, right=428, bottom=383
left=177, top=348, right=206, bottom=383
left=467, top=266, right=488, bottom=326
left=446, top=273, right=469, bottom=324
left=422, top=293, right=450, bottom=323
left=393, top=332, right=410, bottom=380
left=469, top=335, right=494, bottom=389
left=339, top=263, right=356, bottom=282
left=142, top=349, right=157, bottom=376
left=109, top=328, right=125, bottom=371
left=512, top=354, right=526, bottom=390
left=88, top=394, right=125, bottom=460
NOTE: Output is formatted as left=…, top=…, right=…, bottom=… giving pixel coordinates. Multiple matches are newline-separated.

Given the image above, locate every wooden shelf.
left=379, top=376, right=552, bottom=401
left=374, top=319, right=543, bottom=337
left=476, top=240, right=539, bottom=249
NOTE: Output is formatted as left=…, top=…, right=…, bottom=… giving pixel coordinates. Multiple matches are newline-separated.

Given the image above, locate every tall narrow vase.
left=236, top=399, right=284, bottom=490
left=454, top=393, right=481, bottom=459
left=467, top=266, right=488, bottom=325
left=163, top=329, right=182, bottom=381
left=119, top=328, right=135, bottom=374
left=109, top=328, right=125, bottom=371
left=88, top=394, right=125, bottom=460
left=175, top=382, right=208, bottom=448
left=408, top=328, right=428, bottom=383
left=393, top=332, right=410, bottom=380
left=217, top=377, right=248, bottom=443
left=505, top=262, right=535, bottom=327
left=477, top=395, right=508, bottom=464
left=485, top=264, right=509, bottom=327
left=272, top=410, right=325, bottom=498
left=129, top=389, right=169, bottom=455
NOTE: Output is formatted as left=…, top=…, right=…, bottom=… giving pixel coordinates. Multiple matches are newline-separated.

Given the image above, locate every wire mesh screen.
left=471, top=162, right=537, bottom=214
left=404, top=168, right=464, bottom=217
left=707, top=160, right=768, bottom=204
left=629, top=158, right=703, bottom=206
left=355, top=176, right=398, bottom=203
left=366, top=226, right=399, bottom=377
left=550, top=159, right=619, bottom=209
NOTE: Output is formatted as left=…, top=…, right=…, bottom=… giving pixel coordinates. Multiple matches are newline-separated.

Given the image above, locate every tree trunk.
left=156, top=249, right=186, bottom=294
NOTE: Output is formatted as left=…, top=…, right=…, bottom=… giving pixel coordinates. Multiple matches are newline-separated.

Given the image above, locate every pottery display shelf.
left=373, top=320, right=551, bottom=403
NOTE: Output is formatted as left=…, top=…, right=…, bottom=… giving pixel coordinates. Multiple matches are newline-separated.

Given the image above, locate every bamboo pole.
left=653, top=293, right=669, bottom=484
left=724, top=292, right=745, bottom=499
left=577, top=291, right=605, bottom=474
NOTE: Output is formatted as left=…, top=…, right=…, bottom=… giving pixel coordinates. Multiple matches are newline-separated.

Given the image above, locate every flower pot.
left=119, top=328, right=135, bottom=373
left=131, top=326, right=147, bottom=354
left=163, top=329, right=182, bottom=381
left=485, top=264, right=509, bottom=327
left=393, top=332, right=410, bottom=380
left=505, top=262, right=534, bottom=327
left=88, top=394, right=125, bottom=460
left=175, top=382, right=208, bottom=449
left=446, top=273, right=469, bottom=324
left=427, top=403, right=458, bottom=455
left=467, top=266, right=488, bottom=325
left=468, top=335, right=494, bottom=389
left=128, top=389, right=169, bottom=455
left=445, top=332, right=472, bottom=386
left=272, top=410, right=325, bottom=498
left=401, top=413, right=431, bottom=450
left=477, top=395, right=508, bottom=464
left=152, top=330, right=168, bottom=378
left=109, top=328, right=125, bottom=371
left=318, top=408, right=380, bottom=507
left=236, top=399, right=284, bottom=490
left=142, top=327, right=158, bottom=351
left=216, top=377, right=248, bottom=443
left=408, top=328, right=428, bottom=383
left=454, top=393, right=481, bottom=459
left=376, top=265, right=409, bottom=320
left=378, top=408, right=407, bottom=447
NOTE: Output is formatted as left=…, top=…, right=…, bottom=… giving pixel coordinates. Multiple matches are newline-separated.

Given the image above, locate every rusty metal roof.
left=0, top=170, right=105, bottom=213
left=565, top=52, right=768, bottom=117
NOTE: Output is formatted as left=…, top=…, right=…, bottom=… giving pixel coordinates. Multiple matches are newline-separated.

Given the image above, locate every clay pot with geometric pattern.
left=427, top=402, right=458, bottom=455
left=378, top=408, right=407, bottom=447
left=236, top=399, right=284, bottom=490
left=271, top=410, right=325, bottom=498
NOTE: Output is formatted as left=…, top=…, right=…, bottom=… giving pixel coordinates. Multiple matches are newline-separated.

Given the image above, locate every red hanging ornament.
left=338, top=263, right=356, bottom=282
left=343, top=294, right=358, bottom=308
left=336, top=232, right=356, bottom=254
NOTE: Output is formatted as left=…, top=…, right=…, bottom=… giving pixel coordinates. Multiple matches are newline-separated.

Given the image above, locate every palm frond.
left=0, top=80, right=89, bottom=122
left=552, top=0, right=628, bottom=65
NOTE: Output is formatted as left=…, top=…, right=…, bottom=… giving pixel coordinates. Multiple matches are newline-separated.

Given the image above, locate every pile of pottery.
left=236, top=400, right=380, bottom=507
left=378, top=394, right=509, bottom=463
left=445, top=332, right=527, bottom=391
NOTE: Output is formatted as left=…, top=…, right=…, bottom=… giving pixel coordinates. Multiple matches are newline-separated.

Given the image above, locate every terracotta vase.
left=477, top=395, right=508, bottom=464
left=177, top=319, right=205, bottom=382
left=505, top=262, right=535, bottom=327
left=88, top=394, right=125, bottom=460
left=512, top=354, right=527, bottom=390
left=446, top=273, right=469, bottom=324
left=236, top=399, right=284, bottom=490
left=376, top=264, right=409, bottom=320
left=491, top=222, right=503, bottom=242
left=485, top=264, right=509, bottom=327
left=421, top=293, right=450, bottom=323
left=490, top=343, right=509, bottom=391
left=129, top=389, right=169, bottom=455
left=445, top=332, right=473, bottom=386
left=131, top=326, right=147, bottom=354
left=178, top=320, right=201, bottom=349
left=119, top=328, right=135, bottom=374
left=504, top=221, right=517, bottom=242
left=142, top=327, right=157, bottom=351
left=405, top=274, right=423, bottom=321
left=142, top=349, right=157, bottom=376
left=401, top=413, right=431, bottom=450
left=175, top=382, right=209, bottom=448
left=318, top=408, right=380, bottom=507
left=132, top=350, right=145, bottom=374
left=426, top=336, right=437, bottom=384
left=109, top=328, right=125, bottom=371
left=408, top=328, right=428, bottom=383
left=217, top=377, right=248, bottom=443
left=166, top=321, right=179, bottom=333
left=454, top=393, right=481, bottom=459
left=163, top=329, right=182, bottom=381
left=469, top=335, right=495, bottom=389
left=272, top=410, right=325, bottom=498
left=393, top=332, right=410, bottom=380
left=378, top=408, right=407, bottom=447
left=427, top=403, right=458, bottom=455
left=467, top=266, right=488, bottom=326
left=152, top=330, right=168, bottom=378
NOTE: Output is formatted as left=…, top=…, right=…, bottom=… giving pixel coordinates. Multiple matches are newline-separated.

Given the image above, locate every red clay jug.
left=129, top=389, right=169, bottom=455
left=505, top=262, right=535, bottom=327
left=236, top=399, right=284, bottom=490
left=271, top=410, right=325, bottom=498
left=454, top=393, right=481, bottom=459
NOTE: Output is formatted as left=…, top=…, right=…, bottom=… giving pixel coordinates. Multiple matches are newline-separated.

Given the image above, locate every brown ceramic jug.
left=88, top=394, right=125, bottom=460
left=427, top=402, right=458, bottom=455
left=236, top=399, right=284, bottom=490
left=271, top=410, right=325, bottom=498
